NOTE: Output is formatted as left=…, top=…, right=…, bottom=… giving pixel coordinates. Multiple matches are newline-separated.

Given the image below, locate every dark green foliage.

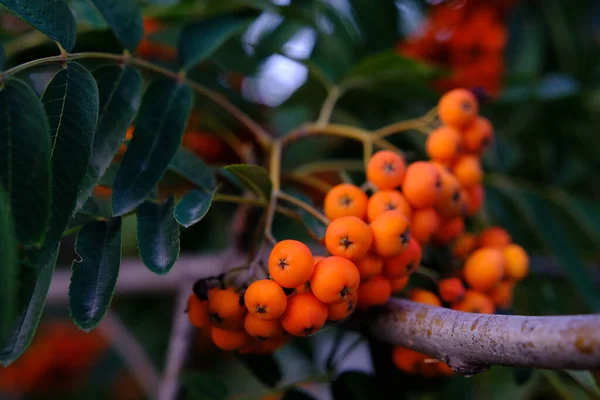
left=0, top=187, right=17, bottom=343
left=170, top=148, right=216, bottom=190
left=88, top=0, right=144, bottom=51
left=237, top=353, right=282, bottom=388
left=175, top=189, right=215, bottom=228
left=224, top=164, right=272, bottom=200
left=181, top=372, right=228, bottom=400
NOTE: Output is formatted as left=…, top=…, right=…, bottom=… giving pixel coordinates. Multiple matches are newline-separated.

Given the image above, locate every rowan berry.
left=479, top=226, right=511, bottom=248
left=410, top=208, right=441, bottom=244
left=432, top=217, right=465, bottom=244
left=356, top=275, right=392, bottom=309
left=310, top=256, right=360, bottom=304
left=390, top=276, right=410, bottom=293
left=280, top=292, right=328, bottom=336
left=438, top=278, right=465, bottom=303
left=402, top=161, right=442, bottom=209
left=451, top=290, right=495, bottom=314
left=409, top=289, right=442, bottom=307
left=489, top=280, right=515, bottom=309
left=327, top=292, right=358, bottom=321
left=426, top=126, right=463, bottom=165
left=462, top=116, right=493, bottom=155
left=366, top=150, right=406, bottom=190
left=463, top=248, right=505, bottom=292
left=452, top=155, right=483, bottom=188
left=367, top=190, right=412, bottom=222
left=355, top=252, right=384, bottom=281
left=325, top=216, right=372, bottom=261
left=268, top=240, right=315, bottom=288
left=244, top=279, right=287, bottom=320
left=294, top=281, right=311, bottom=294
left=503, top=244, right=529, bottom=280
left=437, top=88, right=479, bottom=129
left=452, top=233, right=478, bottom=260
left=324, top=183, right=368, bottom=220
left=211, top=327, right=249, bottom=351
left=433, top=164, right=464, bottom=219
left=243, top=314, right=284, bottom=341
left=371, top=210, right=411, bottom=258
left=392, top=347, right=428, bottom=375
left=187, top=293, right=209, bottom=329
left=382, top=237, right=422, bottom=278
left=207, top=288, right=246, bottom=330
left=436, top=362, right=455, bottom=376
left=464, top=185, right=484, bottom=216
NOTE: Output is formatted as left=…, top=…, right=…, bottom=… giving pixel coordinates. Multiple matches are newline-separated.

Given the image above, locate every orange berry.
left=438, top=278, right=465, bottom=303
left=464, top=185, right=484, bottom=216
left=187, top=294, right=209, bottom=329
left=489, top=280, right=515, bottom=309
left=355, top=252, right=384, bottom=281
left=452, top=155, right=483, bottom=188
left=243, top=314, right=284, bottom=340
left=310, top=256, right=360, bottom=304
left=366, top=150, right=406, bottom=190
left=462, top=116, right=493, bottom=155
left=382, top=237, right=422, bottom=278
left=479, top=226, right=511, bottom=248
left=426, top=126, right=463, bottom=164
left=437, top=88, right=478, bottom=129
left=503, top=244, right=529, bottom=280
left=410, top=208, right=441, bottom=244
left=294, top=281, right=311, bottom=294
left=356, top=275, right=392, bottom=309
left=432, top=217, right=465, bottom=244
left=367, top=190, right=412, bottom=222
left=325, top=216, right=372, bottom=261
left=452, top=233, right=478, bottom=259
left=463, top=248, right=505, bottom=292
left=323, top=183, right=368, bottom=220
left=436, top=362, right=455, bottom=376
left=211, top=327, right=249, bottom=351
left=410, top=289, right=442, bottom=307
left=392, top=347, right=428, bottom=374
left=280, top=293, right=328, bottom=336
left=208, top=288, right=246, bottom=330
left=390, top=276, right=410, bottom=293
left=327, top=292, right=358, bottom=321
left=268, top=240, right=314, bottom=288
left=451, top=290, right=495, bottom=314
left=402, top=161, right=442, bottom=208
left=244, top=279, right=287, bottom=320
left=433, top=164, right=464, bottom=219
left=371, top=210, right=411, bottom=258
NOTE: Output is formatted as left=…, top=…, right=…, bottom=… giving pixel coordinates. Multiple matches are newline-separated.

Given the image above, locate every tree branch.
left=369, top=299, right=600, bottom=376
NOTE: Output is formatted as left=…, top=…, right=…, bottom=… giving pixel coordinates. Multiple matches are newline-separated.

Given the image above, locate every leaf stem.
left=278, top=191, right=329, bottom=226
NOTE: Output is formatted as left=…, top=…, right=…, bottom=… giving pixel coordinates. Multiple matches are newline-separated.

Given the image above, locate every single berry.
left=325, top=216, right=372, bottom=261
left=366, top=190, right=412, bottom=222
left=356, top=275, right=392, bottom=310
left=403, top=161, right=443, bottom=209
left=382, top=237, right=422, bottom=278
left=463, top=247, right=505, bottom=292
left=324, top=183, right=368, bottom=220
left=268, top=240, right=314, bottom=288
left=244, top=279, right=287, bottom=320
left=310, top=256, right=361, bottom=304
left=426, top=126, right=463, bottom=165
left=438, top=88, right=479, bottom=128
left=371, top=210, right=412, bottom=258
left=451, top=290, right=495, bottom=314
left=280, top=293, right=328, bottom=336
left=367, top=150, right=407, bottom=190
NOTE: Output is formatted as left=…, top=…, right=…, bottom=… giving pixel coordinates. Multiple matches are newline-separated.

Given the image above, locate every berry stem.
left=373, top=118, right=431, bottom=139
left=316, top=86, right=343, bottom=126
left=278, top=191, right=330, bottom=226
left=363, top=136, right=374, bottom=171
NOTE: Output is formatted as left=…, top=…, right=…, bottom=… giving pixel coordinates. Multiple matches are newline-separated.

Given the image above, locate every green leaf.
left=80, top=188, right=113, bottom=218
left=181, top=372, right=228, bottom=400
left=237, top=354, right=281, bottom=388
left=174, top=189, right=215, bottom=228
left=223, top=164, right=271, bottom=200
left=76, top=65, right=143, bottom=210
left=112, top=78, right=193, bottom=216
left=347, top=0, right=399, bottom=51
left=0, top=0, right=76, bottom=51
left=137, top=197, right=180, bottom=275
left=0, top=78, right=51, bottom=247
left=69, top=218, right=122, bottom=331
left=565, top=370, right=600, bottom=397
left=88, top=0, right=144, bottom=51
left=42, top=62, right=99, bottom=245
left=0, top=45, right=4, bottom=70
left=0, top=246, right=59, bottom=366
left=69, top=0, right=108, bottom=29
left=0, top=187, right=17, bottom=342
left=169, top=148, right=216, bottom=190
left=178, top=14, right=252, bottom=70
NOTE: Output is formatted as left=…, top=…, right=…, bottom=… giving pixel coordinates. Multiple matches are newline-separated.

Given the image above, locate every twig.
left=316, top=86, right=343, bottom=126
left=98, top=311, right=161, bottom=399
left=278, top=191, right=329, bottom=226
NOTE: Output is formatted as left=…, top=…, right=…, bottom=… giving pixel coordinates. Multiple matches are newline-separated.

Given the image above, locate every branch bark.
left=369, top=299, right=600, bottom=375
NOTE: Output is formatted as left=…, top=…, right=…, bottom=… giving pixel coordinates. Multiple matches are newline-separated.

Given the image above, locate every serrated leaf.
left=88, top=0, right=144, bottom=51
left=0, top=187, right=17, bottom=342
left=76, top=65, right=143, bottom=210
left=174, top=189, right=215, bottom=228
left=169, top=148, right=216, bottom=190
left=224, top=164, right=271, bottom=200
left=42, top=62, right=99, bottom=244
left=237, top=354, right=282, bottom=388
left=0, top=246, right=59, bottom=366
left=137, top=197, right=180, bottom=275
left=112, top=78, right=193, bottom=216
left=69, top=218, right=122, bottom=331
left=0, top=78, right=51, bottom=247
left=0, top=0, right=76, bottom=51
left=565, top=370, right=600, bottom=397
left=178, top=14, right=253, bottom=70
left=181, top=372, right=228, bottom=400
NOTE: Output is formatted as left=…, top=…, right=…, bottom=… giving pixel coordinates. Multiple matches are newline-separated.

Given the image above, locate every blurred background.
left=1, top=0, right=599, bottom=399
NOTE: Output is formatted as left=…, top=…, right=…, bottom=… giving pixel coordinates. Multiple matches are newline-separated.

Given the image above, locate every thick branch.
left=369, top=299, right=600, bottom=375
